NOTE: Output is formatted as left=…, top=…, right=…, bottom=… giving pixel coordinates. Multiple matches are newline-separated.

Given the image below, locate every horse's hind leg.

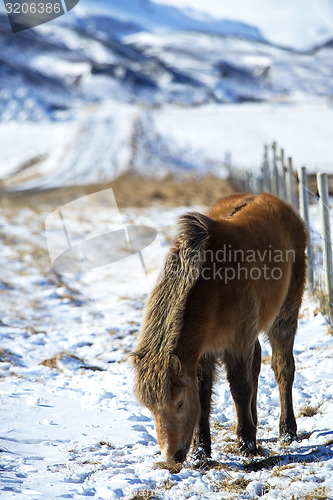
left=268, top=318, right=297, bottom=443
left=268, top=278, right=304, bottom=443
left=193, top=354, right=217, bottom=460
left=251, top=339, right=262, bottom=428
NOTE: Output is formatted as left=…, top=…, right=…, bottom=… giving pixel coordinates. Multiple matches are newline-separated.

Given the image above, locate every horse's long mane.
left=133, top=212, right=211, bottom=407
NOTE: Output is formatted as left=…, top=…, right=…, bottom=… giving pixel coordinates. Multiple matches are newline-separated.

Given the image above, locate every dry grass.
left=212, top=421, right=237, bottom=446
left=153, top=461, right=183, bottom=474
left=261, top=355, right=271, bottom=365
left=197, top=461, right=234, bottom=473
left=298, top=403, right=322, bottom=418
left=222, top=442, right=241, bottom=455
left=40, top=352, right=104, bottom=372
left=271, top=463, right=297, bottom=477
left=211, top=420, right=225, bottom=432
left=326, top=326, right=333, bottom=336
left=129, top=494, right=158, bottom=500
left=0, top=348, right=23, bottom=367
left=310, top=288, right=333, bottom=328
left=40, top=352, right=83, bottom=370
left=99, top=441, right=114, bottom=449
left=0, top=348, right=15, bottom=363
left=161, top=480, right=176, bottom=491
left=213, top=477, right=251, bottom=493
left=2, top=172, right=234, bottom=209
left=292, top=487, right=331, bottom=500
left=212, top=421, right=236, bottom=433
left=298, top=305, right=321, bottom=320
left=26, top=326, right=46, bottom=335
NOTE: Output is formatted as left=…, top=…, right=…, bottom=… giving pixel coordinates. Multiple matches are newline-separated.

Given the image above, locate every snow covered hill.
left=4, top=2, right=333, bottom=126
left=151, top=0, right=333, bottom=50
left=1, top=0, right=333, bottom=188
left=78, top=0, right=265, bottom=44
left=81, top=0, right=333, bottom=51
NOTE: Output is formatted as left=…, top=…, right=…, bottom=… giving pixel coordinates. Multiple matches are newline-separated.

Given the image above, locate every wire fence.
left=229, top=142, right=333, bottom=326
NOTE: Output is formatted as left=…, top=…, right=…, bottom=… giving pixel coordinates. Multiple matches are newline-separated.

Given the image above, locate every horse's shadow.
left=244, top=438, right=333, bottom=472
left=166, top=429, right=333, bottom=474
left=208, top=431, right=333, bottom=472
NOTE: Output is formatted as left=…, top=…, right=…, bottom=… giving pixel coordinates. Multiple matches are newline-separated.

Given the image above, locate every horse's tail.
left=132, top=212, right=212, bottom=407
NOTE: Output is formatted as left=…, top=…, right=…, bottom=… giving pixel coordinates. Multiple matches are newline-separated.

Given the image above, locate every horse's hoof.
left=238, top=440, right=259, bottom=457
left=192, top=444, right=211, bottom=461
left=194, top=458, right=220, bottom=471
left=191, top=446, right=212, bottom=468
left=279, top=432, right=298, bottom=445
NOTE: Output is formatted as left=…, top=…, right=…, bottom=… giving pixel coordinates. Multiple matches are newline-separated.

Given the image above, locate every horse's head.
left=133, top=354, right=200, bottom=463
left=151, top=355, right=200, bottom=463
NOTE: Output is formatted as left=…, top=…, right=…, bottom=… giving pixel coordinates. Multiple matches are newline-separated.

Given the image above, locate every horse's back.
left=201, top=193, right=307, bottom=342
left=208, top=192, right=307, bottom=253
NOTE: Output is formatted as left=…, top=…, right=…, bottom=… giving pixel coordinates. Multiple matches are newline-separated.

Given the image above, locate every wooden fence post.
left=271, top=142, right=279, bottom=196
left=246, top=172, right=251, bottom=192
left=249, top=173, right=259, bottom=194
left=286, top=157, right=296, bottom=209
left=255, top=175, right=261, bottom=194
left=317, top=173, right=333, bottom=324
left=298, top=166, right=314, bottom=289
left=263, top=145, right=270, bottom=192
left=278, top=148, right=287, bottom=200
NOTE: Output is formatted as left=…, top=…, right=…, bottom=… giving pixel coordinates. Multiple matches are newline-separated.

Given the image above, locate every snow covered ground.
left=0, top=196, right=332, bottom=499
left=151, top=100, right=333, bottom=175
left=1, top=99, right=333, bottom=191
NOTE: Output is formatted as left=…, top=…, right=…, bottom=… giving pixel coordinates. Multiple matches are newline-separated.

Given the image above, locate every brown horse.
left=132, top=193, right=307, bottom=464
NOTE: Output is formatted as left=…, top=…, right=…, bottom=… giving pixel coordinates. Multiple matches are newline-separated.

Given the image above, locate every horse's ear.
left=169, top=355, right=182, bottom=376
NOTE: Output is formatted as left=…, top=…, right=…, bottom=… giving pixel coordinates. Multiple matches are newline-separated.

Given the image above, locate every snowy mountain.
left=2, top=0, right=333, bottom=121
left=151, top=0, right=333, bottom=50
left=1, top=0, right=333, bottom=188
left=78, top=0, right=265, bottom=43
left=80, top=0, right=333, bottom=51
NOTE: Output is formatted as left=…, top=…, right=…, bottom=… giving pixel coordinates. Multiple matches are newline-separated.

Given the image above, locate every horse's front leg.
left=193, top=354, right=217, bottom=460
left=224, top=345, right=258, bottom=455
